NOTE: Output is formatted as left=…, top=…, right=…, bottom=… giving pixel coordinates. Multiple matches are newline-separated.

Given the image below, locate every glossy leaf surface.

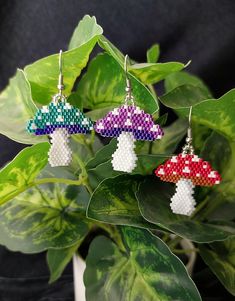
left=84, top=227, right=202, bottom=301
left=137, top=178, right=235, bottom=243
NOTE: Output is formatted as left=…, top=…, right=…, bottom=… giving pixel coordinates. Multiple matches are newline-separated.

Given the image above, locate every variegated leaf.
left=129, top=61, right=187, bottom=85
left=160, top=71, right=212, bottom=109
left=75, top=53, right=159, bottom=115
left=200, top=237, right=235, bottom=296
left=0, top=70, right=47, bottom=144
left=98, top=35, right=124, bottom=66
left=0, top=184, right=90, bottom=253
left=68, top=15, right=103, bottom=49
left=0, top=143, right=49, bottom=205
left=139, top=118, right=188, bottom=155
left=87, top=175, right=161, bottom=230
left=47, top=243, right=79, bottom=283
left=199, top=132, right=235, bottom=221
left=25, top=15, right=103, bottom=105
left=84, top=227, right=202, bottom=301
left=137, top=177, right=235, bottom=243
left=178, top=89, right=235, bottom=141
left=164, top=70, right=212, bottom=94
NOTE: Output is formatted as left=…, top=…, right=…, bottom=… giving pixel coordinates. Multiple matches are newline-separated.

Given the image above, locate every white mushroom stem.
left=111, top=131, right=137, bottom=173
left=170, top=179, right=196, bottom=216
left=48, top=128, right=72, bottom=167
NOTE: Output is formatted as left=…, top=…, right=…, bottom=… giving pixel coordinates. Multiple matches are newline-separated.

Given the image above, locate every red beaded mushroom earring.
left=94, top=55, right=164, bottom=173
left=155, top=106, right=221, bottom=216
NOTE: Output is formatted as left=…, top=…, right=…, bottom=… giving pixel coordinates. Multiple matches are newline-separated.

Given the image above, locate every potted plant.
left=0, top=15, right=234, bottom=301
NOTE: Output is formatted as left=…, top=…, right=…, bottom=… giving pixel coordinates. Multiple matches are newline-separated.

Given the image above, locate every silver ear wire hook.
left=53, top=50, right=66, bottom=104
left=124, top=54, right=134, bottom=104
left=187, top=105, right=193, bottom=140
left=58, top=50, right=65, bottom=96
left=189, top=106, right=192, bottom=127
left=182, top=106, right=194, bottom=155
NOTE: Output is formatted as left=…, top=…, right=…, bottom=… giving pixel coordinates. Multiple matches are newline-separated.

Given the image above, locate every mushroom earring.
left=155, top=107, right=221, bottom=216
left=94, top=55, right=164, bottom=173
left=27, top=50, right=93, bottom=167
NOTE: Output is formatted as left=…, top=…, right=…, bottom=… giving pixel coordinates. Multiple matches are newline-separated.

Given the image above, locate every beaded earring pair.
left=27, top=51, right=221, bottom=217
left=27, top=52, right=163, bottom=170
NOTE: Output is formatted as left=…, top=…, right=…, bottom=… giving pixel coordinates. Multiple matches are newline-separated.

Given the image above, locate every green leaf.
left=155, top=113, right=168, bottom=127
left=75, top=53, right=158, bottom=114
left=86, top=139, right=167, bottom=188
left=0, top=143, right=49, bottom=205
left=164, top=71, right=212, bottom=95
left=198, top=133, right=235, bottom=221
left=86, top=135, right=167, bottom=171
left=191, top=124, right=212, bottom=154
left=98, top=35, right=124, bottom=66
left=67, top=92, right=83, bottom=109
left=47, top=243, right=79, bottom=283
left=87, top=175, right=161, bottom=230
left=0, top=184, right=90, bottom=253
left=137, top=118, right=187, bottom=157
left=0, top=69, right=46, bottom=144
left=86, top=139, right=117, bottom=170
left=160, top=84, right=212, bottom=109
left=25, top=16, right=102, bottom=105
left=84, top=227, right=202, bottom=301
left=201, top=131, right=231, bottom=175
left=137, top=177, right=235, bottom=243
left=136, top=154, right=167, bottom=175
left=88, top=155, right=166, bottom=189
left=147, top=43, right=160, bottom=63
left=86, top=106, right=116, bottom=120
left=199, top=237, right=235, bottom=296
left=71, top=133, right=103, bottom=169
left=160, top=71, right=213, bottom=109
left=129, top=61, right=187, bottom=85
left=194, top=130, right=230, bottom=203
left=68, top=15, right=103, bottom=49
left=87, top=161, right=121, bottom=189
left=177, top=89, right=235, bottom=141
left=150, top=118, right=188, bottom=155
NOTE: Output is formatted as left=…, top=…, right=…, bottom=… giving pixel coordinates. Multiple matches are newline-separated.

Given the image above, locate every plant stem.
left=72, top=134, right=95, bottom=157
left=148, top=141, right=153, bottom=155
left=85, top=131, right=95, bottom=157
left=86, top=143, right=95, bottom=157
left=167, top=236, right=182, bottom=249
left=34, top=177, right=83, bottom=186
left=74, top=154, right=87, bottom=178
left=74, top=151, right=94, bottom=195
left=84, top=181, right=93, bottom=195
left=97, top=223, right=126, bottom=253
left=172, top=248, right=199, bottom=254
left=3, top=176, right=84, bottom=204
left=197, top=196, right=223, bottom=220
left=191, top=195, right=210, bottom=219
left=161, top=233, right=170, bottom=243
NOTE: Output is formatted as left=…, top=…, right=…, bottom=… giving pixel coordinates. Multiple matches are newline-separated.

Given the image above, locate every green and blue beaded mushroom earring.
left=27, top=50, right=93, bottom=167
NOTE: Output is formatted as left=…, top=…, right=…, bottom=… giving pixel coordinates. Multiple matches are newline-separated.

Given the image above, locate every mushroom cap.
left=155, top=153, right=221, bottom=186
left=27, top=101, right=93, bottom=135
left=94, top=104, right=163, bottom=141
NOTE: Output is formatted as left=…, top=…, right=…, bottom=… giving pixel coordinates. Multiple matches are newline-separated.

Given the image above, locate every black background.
left=0, top=1, right=234, bottom=300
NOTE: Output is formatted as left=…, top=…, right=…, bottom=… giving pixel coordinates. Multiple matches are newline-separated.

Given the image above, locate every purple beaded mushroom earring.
left=95, top=55, right=164, bottom=173
left=27, top=50, right=93, bottom=167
